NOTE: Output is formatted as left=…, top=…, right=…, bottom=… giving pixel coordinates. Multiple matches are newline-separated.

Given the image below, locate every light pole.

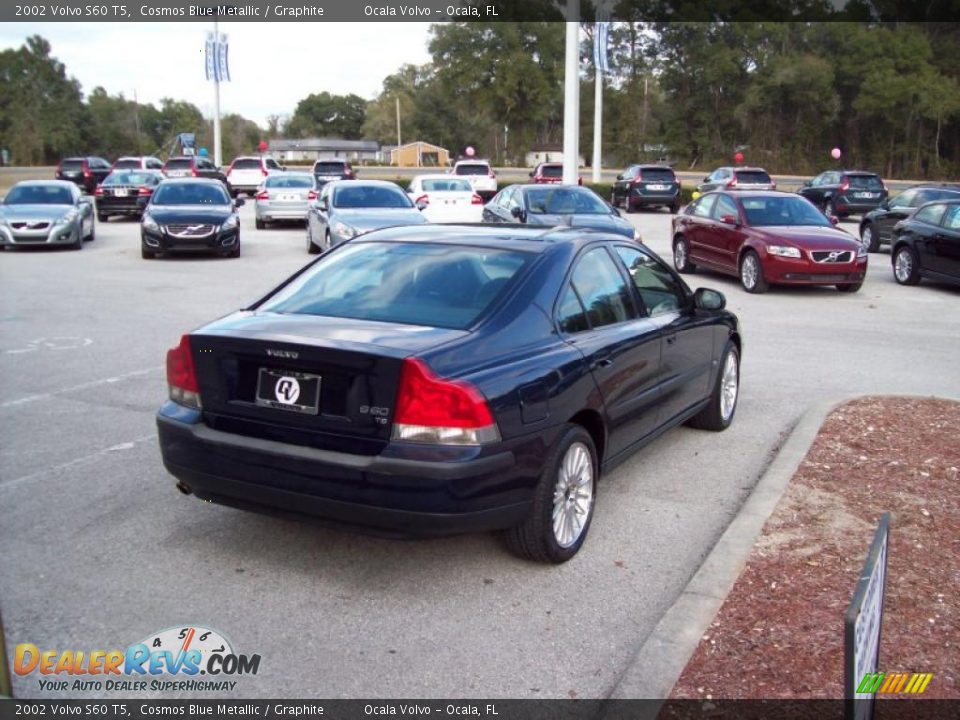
left=212, top=21, right=222, bottom=167
left=562, top=1, right=581, bottom=185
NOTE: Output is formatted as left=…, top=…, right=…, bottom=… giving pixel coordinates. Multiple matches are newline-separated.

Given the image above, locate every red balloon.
left=258, top=140, right=268, bottom=152
left=734, top=152, right=744, bottom=164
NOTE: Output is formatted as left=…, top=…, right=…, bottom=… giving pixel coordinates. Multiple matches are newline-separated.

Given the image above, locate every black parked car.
left=483, top=184, right=641, bottom=242
left=860, top=184, right=960, bottom=253
left=156, top=224, right=742, bottom=563
left=95, top=170, right=165, bottom=221
left=611, top=164, right=681, bottom=213
left=140, top=179, right=243, bottom=259
left=312, top=159, right=355, bottom=187
left=55, top=156, right=112, bottom=194
left=890, top=199, right=960, bottom=287
left=798, top=170, right=887, bottom=218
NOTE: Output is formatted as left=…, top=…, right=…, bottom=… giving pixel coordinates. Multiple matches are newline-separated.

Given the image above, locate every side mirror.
left=720, top=214, right=739, bottom=226
left=416, top=200, right=428, bottom=211
left=616, top=174, right=623, bottom=181
left=528, top=171, right=534, bottom=178
left=281, top=166, right=287, bottom=172
left=802, top=180, right=812, bottom=187
left=318, top=199, right=329, bottom=212
left=703, top=176, right=710, bottom=183
left=694, top=287, right=726, bottom=311
left=879, top=198, right=890, bottom=210
left=234, top=197, right=245, bottom=207
left=510, top=206, right=524, bottom=221
left=829, top=215, right=839, bottom=225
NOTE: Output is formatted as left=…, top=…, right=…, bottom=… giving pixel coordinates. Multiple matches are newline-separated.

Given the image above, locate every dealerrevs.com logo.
left=14, top=625, right=261, bottom=692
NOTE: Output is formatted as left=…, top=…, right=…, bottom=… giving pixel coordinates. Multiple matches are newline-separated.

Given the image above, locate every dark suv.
left=56, top=156, right=112, bottom=194
left=860, top=184, right=960, bottom=252
left=612, top=165, right=681, bottom=213
left=798, top=170, right=887, bottom=218
left=312, top=160, right=355, bottom=187
left=162, top=156, right=230, bottom=191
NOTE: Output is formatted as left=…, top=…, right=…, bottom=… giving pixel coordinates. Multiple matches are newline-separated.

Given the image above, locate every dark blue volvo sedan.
left=157, top=224, right=743, bottom=562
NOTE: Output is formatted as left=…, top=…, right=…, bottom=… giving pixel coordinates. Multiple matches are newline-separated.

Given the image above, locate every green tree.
left=285, top=92, right=366, bottom=139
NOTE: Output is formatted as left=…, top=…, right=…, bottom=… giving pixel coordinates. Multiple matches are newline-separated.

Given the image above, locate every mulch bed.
left=669, top=397, right=959, bottom=700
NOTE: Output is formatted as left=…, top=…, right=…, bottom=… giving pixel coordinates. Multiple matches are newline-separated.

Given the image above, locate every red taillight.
left=256, top=190, right=270, bottom=200
left=166, top=335, right=201, bottom=408
left=94, top=186, right=104, bottom=196
left=190, top=166, right=199, bottom=177
left=488, top=170, right=496, bottom=179
left=307, top=190, right=318, bottom=200
left=226, top=162, right=235, bottom=174
left=83, top=161, right=91, bottom=179
left=262, top=168, right=269, bottom=177
left=840, top=177, right=850, bottom=192
left=137, top=186, right=153, bottom=197
left=392, top=358, right=498, bottom=444
left=728, top=176, right=738, bottom=188
left=471, top=193, right=483, bottom=205
left=415, top=194, right=430, bottom=206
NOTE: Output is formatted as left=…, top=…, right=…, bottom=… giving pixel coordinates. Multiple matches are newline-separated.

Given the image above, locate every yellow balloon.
left=691, top=191, right=701, bottom=200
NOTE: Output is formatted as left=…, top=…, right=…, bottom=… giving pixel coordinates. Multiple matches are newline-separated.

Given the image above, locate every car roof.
left=455, top=159, right=491, bottom=164
left=413, top=174, right=472, bottom=181
left=515, top=183, right=594, bottom=191
left=231, top=156, right=264, bottom=161
left=635, top=164, right=675, bottom=170
left=14, top=180, right=78, bottom=189
left=116, top=155, right=157, bottom=160
left=904, top=182, right=960, bottom=190
left=352, top=222, right=629, bottom=253
left=840, top=170, right=881, bottom=176
left=158, top=177, right=225, bottom=186
left=705, top=189, right=796, bottom=199
left=165, top=156, right=197, bottom=162
left=326, top=179, right=402, bottom=189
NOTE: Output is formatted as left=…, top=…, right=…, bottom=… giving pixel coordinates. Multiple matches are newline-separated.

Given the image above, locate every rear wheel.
left=893, top=245, right=920, bottom=285
left=824, top=199, right=835, bottom=217
left=688, top=341, right=739, bottom=431
left=861, top=222, right=878, bottom=253
left=306, top=229, right=320, bottom=254
left=141, top=246, right=155, bottom=259
left=504, top=424, right=597, bottom=563
left=740, top=250, right=768, bottom=293
left=97, top=211, right=109, bottom=223
left=623, top=194, right=634, bottom=213
left=670, top=202, right=681, bottom=214
left=673, top=236, right=696, bottom=273
left=255, top=218, right=265, bottom=230
left=836, top=282, right=862, bottom=293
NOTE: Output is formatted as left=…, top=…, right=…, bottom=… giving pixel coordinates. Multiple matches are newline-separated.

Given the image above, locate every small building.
left=525, top=143, right=586, bottom=167
left=268, top=138, right=380, bottom=163
left=390, top=141, right=450, bottom=168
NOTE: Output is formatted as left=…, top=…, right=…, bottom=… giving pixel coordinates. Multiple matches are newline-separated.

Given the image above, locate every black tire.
left=324, top=231, right=332, bottom=251
left=892, top=244, right=920, bottom=285
left=670, top=202, right=681, bottom=214
left=255, top=219, right=265, bottom=230
left=673, top=235, right=696, bottom=273
left=225, top=237, right=241, bottom=258
left=623, top=195, right=634, bottom=213
left=307, top=230, right=321, bottom=254
left=141, top=246, right=155, bottom=259
left=70, top=227, right=83, bottom=250
left=836, top=283, right=862, bottom=293
left=861, top=222, right=878, bottom=253
left=97, top=211, right=109, bottom=223
left=688, top=341, right=740, bottom=431
left=504, top=424, right=597, bottom=564
left=84, top=219, right=95, bottom=242
left=739, top=250, right=768, bottom=293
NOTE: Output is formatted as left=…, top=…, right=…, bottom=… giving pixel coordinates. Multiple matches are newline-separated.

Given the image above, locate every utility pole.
left=562, top=1, right=580, bottom=185
left=396, top=97, right=402, bottom=148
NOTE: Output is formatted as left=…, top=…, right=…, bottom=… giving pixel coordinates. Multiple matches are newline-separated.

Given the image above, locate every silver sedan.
left=0, top=180, right=95, bottom=250
left=254, top=172, right=316, bottom=229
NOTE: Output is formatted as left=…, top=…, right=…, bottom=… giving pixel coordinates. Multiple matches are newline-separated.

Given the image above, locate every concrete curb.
left=607, top=393, right=873, bottom=700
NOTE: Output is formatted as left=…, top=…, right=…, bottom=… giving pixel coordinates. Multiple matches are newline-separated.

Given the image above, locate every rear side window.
left=557, top=286, right=589, bottom=334
left=259, top=242, right=531, bottom=330
left=570, top=248, right=637, bottom=328
left=455, top=163, right=490, bottom=176
left=692, top=195, right=717, bottom=218
left=847, top=174, right=883, bottom=189
left=640, top=168, right=675, bottom=182
left=914, top=204, right=946, bottom=226
left=735, top=170, right=772, bottom=184
left=231, top=158, right=262, bottom=170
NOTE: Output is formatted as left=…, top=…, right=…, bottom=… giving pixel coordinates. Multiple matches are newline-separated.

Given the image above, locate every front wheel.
left=504, top=424, right=597, bottom=563
left=893, top=245, right=920, bottom=285
left=740, top=250, right=768, bottom=293
left=861, top=223, right=878, bottom=253
left=141, top=246, right=155, bottom=259
left=673, top=236, right=696, bottom=273
left=687, top=341, right=740, bottom=431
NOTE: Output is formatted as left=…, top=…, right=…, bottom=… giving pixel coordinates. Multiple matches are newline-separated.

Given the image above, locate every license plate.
left=278, top=194, right=299, bottom=202
left=114, top=188, right=129, bottom=197
left=646, top=184, right=667, bottom=191
left=167, top=171, right=188, bottom=177
left=255, top=368, right=321, bottom=415
left=855, top=192, right=876, bottom=199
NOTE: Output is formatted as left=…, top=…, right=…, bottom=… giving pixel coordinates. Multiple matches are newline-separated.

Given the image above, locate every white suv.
left=227, top=156, right=284, bottom=197
left=452, top=159, right=497, bottom=201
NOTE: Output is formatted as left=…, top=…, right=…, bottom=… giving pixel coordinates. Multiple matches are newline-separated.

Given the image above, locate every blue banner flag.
left=204, top=32, right=230, bottom=83
left=594, top=22, right=610, bottom=74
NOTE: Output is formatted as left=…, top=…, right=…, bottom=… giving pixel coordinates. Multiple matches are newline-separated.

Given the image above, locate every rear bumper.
left=96, top=197, right=147, bottom=215
left=628, top=187, right=681, bottom=206
left=157, top=408, right=533, bottom=538
left=255, top=202, right=309, bottom=221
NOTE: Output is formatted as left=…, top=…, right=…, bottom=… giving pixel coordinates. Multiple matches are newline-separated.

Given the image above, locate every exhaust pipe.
left=176, top=482, right=193, bottom=495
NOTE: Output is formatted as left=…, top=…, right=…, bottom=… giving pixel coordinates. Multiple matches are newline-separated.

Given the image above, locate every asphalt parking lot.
left=1, top=205, right=958, bottom=699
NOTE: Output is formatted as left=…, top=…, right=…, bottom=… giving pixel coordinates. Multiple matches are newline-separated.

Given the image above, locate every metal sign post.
left=844, top=513, right=890, bottom=720
left=204, top=25, right=230, bottom=168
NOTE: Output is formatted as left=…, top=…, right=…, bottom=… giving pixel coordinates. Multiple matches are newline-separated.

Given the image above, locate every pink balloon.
left=831, top=147, right=842, bottom=160
left=465, top=146, right=475, bottom=157
left=733, top=152, right=744, bottom=164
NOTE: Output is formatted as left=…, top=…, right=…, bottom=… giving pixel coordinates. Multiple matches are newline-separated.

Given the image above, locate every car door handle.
left=665, top=334, right=679, bottom=346
left=591, top=357, right=614, bottom=370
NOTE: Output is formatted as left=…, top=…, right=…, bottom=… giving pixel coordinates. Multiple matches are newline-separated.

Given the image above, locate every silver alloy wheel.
left=741, top=254, right=758, bottom=289
left=674, top=240, right=688, bottom=269
left=894, top=248, right=913, bottom=282
left=825, top=200, right=834, bottom=217
left=720, top=350, right=739, bottom=421
left=551, top=441, right=594, bottom=548
left=862, top=225, right=873, bottom=249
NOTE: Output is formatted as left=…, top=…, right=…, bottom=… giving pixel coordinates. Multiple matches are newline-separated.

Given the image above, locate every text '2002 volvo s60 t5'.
left=157, top=225, right=743, bottom=562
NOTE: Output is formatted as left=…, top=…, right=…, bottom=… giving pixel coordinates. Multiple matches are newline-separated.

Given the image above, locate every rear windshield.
left=164, top=159, right=192, bottom=170
left=231, top=158, right=262, bottom=170
left=265, top=175, right=314, bottom=188
left=60, top=160, right=83, bottom=171
left=640, top=168, right=675, bottom=182
left=113, top=159, right=142, bottom=169
left=151, top=183, right=230, bottom=205
left=104, top=172, right=160, bottom=186
left=259, top=242, right=531, bottom=330
left=539, top=165, right=563, bottom=178
left=455, top=164, right=490, bottom=176
left=735, top=170, right=772, bottom=184
left=5, top=184, right=74, bottom=205
left=422, top=178, right=471, bottom=192
left=314, top=162, right=346, bottom=173
left=847, top=174, right=884, bottom=189
left=333, top=184, right=412, bottom=209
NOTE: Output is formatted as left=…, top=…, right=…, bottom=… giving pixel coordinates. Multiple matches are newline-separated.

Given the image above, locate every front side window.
left=692, top=194, right=718, bottom=218
left=614, top=246, right=687, bottom=317
left=713, top=194, right=740, bottom=221
left=570, top=248, right=637, bottom=328
left=939, top=205, right=960, bottom=231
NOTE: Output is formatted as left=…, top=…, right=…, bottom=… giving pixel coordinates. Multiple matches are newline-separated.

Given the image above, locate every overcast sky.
left=0, top=23, right=434, bottom=126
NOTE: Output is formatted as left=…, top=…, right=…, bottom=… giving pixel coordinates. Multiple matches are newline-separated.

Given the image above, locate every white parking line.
left=0, top=432, right=158, bottom=491
left=0, top=366, right=163, bottom=409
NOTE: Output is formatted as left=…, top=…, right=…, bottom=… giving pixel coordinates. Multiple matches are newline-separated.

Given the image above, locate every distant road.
left=0, top=165, right=922, bottom=194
